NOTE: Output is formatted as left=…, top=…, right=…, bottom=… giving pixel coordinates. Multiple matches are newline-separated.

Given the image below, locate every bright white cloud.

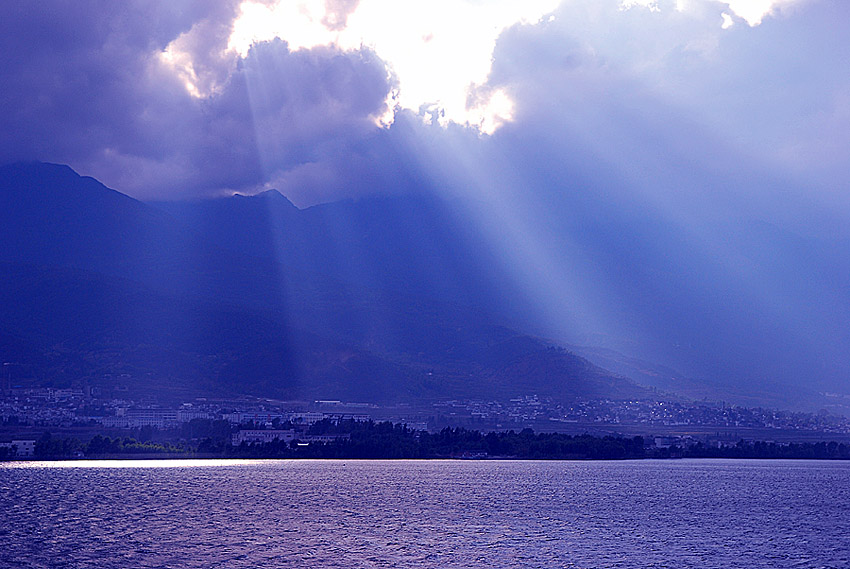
left=620, top=0, right=660, bottom=12
left=157, top=0, right=812, bottom=136
left=721, top=0, right=803, bottom=26
left=159, top=44, right=204, bottom=98
left=225, top=0, right=558, bottom=133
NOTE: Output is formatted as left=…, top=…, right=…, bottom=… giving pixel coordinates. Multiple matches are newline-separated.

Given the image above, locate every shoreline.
left=6, top=423, right=850, bottom=462
left=5, top=454, right=850, bottom=463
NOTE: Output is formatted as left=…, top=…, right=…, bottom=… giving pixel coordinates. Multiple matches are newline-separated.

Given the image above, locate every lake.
left=1, top=459, right=848, bottom=568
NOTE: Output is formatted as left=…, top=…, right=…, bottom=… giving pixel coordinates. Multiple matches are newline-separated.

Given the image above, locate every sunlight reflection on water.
left=2, top=458, right=266, bottom=469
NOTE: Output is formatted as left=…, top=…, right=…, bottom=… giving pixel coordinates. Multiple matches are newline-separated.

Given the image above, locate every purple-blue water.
left=1, top=459, right=848, bottom=568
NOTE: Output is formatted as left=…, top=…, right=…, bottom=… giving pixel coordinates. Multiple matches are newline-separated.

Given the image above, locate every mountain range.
left=0, top=162, right=653, bottom=404
left=2, top=161, right=848, bottom=412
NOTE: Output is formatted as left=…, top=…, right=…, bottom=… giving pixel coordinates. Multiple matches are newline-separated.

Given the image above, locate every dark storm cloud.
left=3, top=0, right=848, bottom=205
left=0, top=1, right=236, bottom=193
left=1, top=0, right=847, bottom=209
left=0, top=1, right=394, bottom=199
left=113, top=37, right=394, bottom=200
left=239, top=39, right=393, bottom=178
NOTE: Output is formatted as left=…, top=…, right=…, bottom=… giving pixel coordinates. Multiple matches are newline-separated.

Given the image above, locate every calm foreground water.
left=1, top=459, right=848, bottom=568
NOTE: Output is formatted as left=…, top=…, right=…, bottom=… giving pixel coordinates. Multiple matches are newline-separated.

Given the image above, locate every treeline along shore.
left=5, top=419, right=850, bottom=461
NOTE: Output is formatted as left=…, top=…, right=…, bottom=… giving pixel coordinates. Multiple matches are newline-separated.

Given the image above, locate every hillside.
left=0, top=162, right=652, bottom=404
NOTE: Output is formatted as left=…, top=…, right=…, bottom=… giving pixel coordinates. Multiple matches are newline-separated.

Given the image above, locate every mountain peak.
left=257, top=188, right=283, bottom=198
left=233, top=188, right=299, bottom=210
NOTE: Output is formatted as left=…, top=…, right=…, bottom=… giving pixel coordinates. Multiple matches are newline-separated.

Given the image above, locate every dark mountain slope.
left=0, top=162, right=290, bottom=310
left=152, top=176, right=850, bottom=411
left=153, top=192, right=526, bottom=325
left=0, top=162, right=651, bottom=404
left=0, top=261, right=426, bottom=401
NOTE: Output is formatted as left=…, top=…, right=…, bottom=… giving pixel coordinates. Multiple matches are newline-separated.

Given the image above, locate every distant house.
left=232, top=429, right=296, bottom=446
left=653, top=436, right=678, bottom=449
left=0, top=439, right=36, bottom=458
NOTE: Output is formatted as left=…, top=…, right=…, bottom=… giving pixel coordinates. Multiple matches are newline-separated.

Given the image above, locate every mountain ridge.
left=0, top=161, right=652, bottom=404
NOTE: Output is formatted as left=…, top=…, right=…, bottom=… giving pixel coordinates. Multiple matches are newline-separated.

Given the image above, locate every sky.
left=1, top=0, right=847, bottom=206
left=2, top=0, right=849, bottom=401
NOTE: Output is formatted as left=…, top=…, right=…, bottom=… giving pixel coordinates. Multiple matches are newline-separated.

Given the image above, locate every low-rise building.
left=232, top=429, right=296, bottom=445
left=0, top=439, right=36, bottom=457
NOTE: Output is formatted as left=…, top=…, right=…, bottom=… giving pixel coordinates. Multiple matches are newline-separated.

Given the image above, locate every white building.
left=117, top=409, right=179, bottom=428
left=232, top=429, right=296, bottom=445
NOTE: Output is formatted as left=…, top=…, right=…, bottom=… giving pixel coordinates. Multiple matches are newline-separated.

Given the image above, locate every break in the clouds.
left=0, top=0, right=847, bottom=203
left=224, top=0, right=560, bottom=133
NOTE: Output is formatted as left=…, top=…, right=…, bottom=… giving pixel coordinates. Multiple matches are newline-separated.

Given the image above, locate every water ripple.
left=0, top=459, right=848, bottom=568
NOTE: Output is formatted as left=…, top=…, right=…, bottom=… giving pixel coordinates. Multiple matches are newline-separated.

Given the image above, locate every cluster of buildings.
left=432, top=396, right=850, bottom=433
left=98, top=408, right=363, bottom=430
left=0, top=387, right=115, bottom=427
left=0, top=388, right=376, bottom=430
left=3, top=385, right=850, bottom=444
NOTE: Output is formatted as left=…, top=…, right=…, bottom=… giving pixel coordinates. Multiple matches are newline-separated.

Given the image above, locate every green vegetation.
left=33, top=432, right=187, bottom=458
left=227, top=420, right=646, bottom=460
left=7, top=420, right=850, bottom=460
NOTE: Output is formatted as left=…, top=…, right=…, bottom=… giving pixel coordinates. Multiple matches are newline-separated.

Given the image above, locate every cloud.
left=623, top=0, right=813, bottom=27
left=226, top=0, right=559, bottom=132
left=238, top=39, right=394, bottom=187
left=0, top=1, right=397, bottom=200
left=0, top=0, right=846, bottom=207
left=721, top=0, right=809, bottom=26
left=322, top=0, right=361, bottom=31
left=479, top=0, right=850, bottom=202
left=0, top=2, right=237, bottom=192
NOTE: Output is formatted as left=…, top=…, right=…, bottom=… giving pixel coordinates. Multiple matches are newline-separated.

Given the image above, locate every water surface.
left=1, top=459, right=847, bottom=568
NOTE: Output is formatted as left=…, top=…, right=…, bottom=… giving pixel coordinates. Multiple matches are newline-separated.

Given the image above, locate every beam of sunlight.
left=404, top=123, right=625, bottom=346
